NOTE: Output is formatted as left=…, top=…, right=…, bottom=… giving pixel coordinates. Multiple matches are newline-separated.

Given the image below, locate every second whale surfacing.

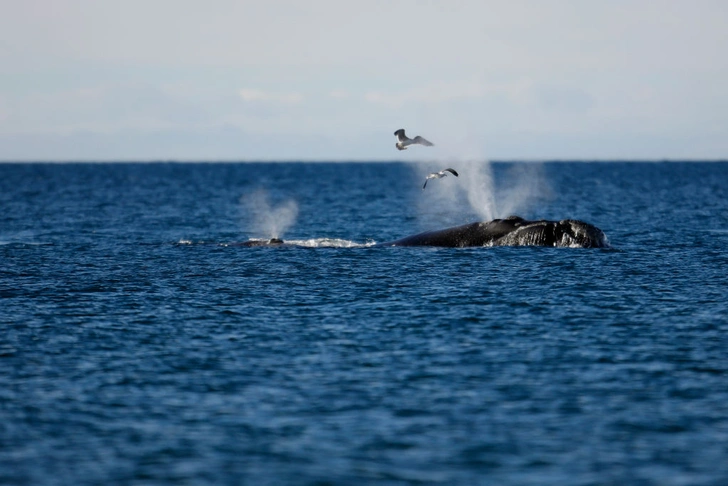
left=381, top=216, right=609, bottom=248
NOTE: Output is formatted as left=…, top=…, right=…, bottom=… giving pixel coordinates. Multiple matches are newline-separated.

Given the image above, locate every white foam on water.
left=283, top=238, right=375, bottom=248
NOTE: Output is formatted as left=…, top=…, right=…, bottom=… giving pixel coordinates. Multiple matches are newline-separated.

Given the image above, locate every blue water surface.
left=1, top=161, right=727, bottom=485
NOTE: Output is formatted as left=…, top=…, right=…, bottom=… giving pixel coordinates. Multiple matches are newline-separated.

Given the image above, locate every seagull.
left=394, top=128, right=434, bottom=151
left=423, top=168, right=459, bottom=189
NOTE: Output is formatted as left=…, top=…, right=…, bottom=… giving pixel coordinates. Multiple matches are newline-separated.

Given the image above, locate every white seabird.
left=423, top=168, right=459, bottom=189
left=394, top=128, right=434, bottom=151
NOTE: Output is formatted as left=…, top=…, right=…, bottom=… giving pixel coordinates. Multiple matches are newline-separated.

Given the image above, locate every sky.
left=1, top=0, right=727, bottom=161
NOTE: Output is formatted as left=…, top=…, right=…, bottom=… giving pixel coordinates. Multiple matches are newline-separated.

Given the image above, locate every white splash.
left=415, top=159, right=551, bottom=223
left=240, top=189, right=299, bottom=239
left=460, top=159, right=498, bottom=221
left=235, top=237, right=375, bottom=248
left=283, top=238, right=375, bottom=248
left=496, top=163, right=552, bottom=218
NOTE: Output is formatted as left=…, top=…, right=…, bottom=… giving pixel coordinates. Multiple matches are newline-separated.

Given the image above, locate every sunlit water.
left=1, top=161, right=727, bottom=485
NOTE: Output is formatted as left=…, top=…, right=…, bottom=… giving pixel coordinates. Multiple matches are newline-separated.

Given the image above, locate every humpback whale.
left=382, top=216, right=609, bottom=248
left=236, top=238, right=285, bottom=247
left=394, top=129, right=434, bottom=151
left=236, top=216, right=609, bottom=249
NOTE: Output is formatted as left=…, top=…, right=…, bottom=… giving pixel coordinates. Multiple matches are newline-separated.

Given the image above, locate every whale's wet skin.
left=236, top=237, right=285, bottom=247
left=238, top=216, right=609, bottom=248
left=383, top=216, right=609, bottom=248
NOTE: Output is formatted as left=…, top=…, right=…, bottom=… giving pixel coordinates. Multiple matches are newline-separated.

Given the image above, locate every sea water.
left=1, top=161, right=727, bottom=485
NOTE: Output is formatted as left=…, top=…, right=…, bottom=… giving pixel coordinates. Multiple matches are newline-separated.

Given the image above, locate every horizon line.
left=1, top=158, right=727, bottom=164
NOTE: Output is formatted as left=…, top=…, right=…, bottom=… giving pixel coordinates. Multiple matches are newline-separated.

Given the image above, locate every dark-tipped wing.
left=422, top=179, right=428, bottom=189
left=413, top=136, right=434, bottom=146
left=394, top=129, right=406, bottom=140
left=444, top=168, right=459, bottom=177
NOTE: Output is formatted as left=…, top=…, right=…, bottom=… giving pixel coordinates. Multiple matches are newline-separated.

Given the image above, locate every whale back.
left=384, top=216, right=609, bottom=248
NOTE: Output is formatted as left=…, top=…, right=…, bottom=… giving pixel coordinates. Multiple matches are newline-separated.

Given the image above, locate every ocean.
left=1, top=161, right=727, bottom=485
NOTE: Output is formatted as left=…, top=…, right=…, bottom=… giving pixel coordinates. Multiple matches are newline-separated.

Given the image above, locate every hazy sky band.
left=1, top=1, right=727, bottom=160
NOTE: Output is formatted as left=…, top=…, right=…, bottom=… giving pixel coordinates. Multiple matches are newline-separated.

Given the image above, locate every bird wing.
left=422, top=179, right=428, bottom=189
left=444, top=168, right=459, bottom=177
left=413, top=136, right=434, bottom=146
left=394, top=129, right=407, bottom=141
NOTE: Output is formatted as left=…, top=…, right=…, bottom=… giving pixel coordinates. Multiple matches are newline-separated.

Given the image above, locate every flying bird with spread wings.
left=394, top=129, right=434, bottom=151
left=423, top=168, right=459, bottom=189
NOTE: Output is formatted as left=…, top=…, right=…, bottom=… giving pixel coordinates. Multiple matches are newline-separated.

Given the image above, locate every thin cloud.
left=363, top=81, right=531, bottom=107
left=239, top=88, right=304, bottom=104
left=328, top=89, right=350, bottom=99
